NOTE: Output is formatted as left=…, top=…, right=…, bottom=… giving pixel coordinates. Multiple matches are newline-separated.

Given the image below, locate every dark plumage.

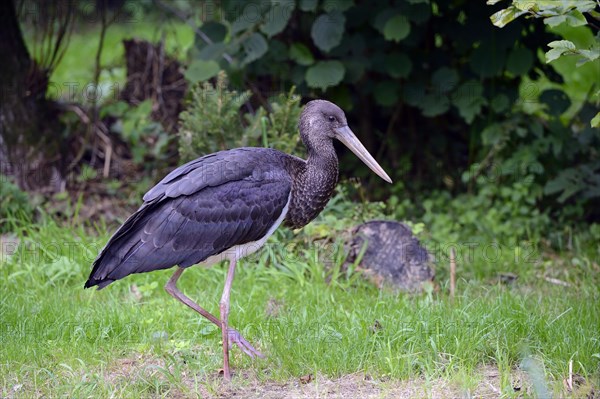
left=85, top=149, right=294, bottom=289
left=85, top=99, right=391, bottom=380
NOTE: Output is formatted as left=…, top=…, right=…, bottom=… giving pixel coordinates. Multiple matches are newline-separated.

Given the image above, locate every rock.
left=344, top=220, right=435, bottom=291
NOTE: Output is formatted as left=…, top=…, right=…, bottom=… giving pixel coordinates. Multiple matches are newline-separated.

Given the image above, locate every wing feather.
left=85, top=148, right=292, bottom=289
left=144, top=148, right=265, bottom=201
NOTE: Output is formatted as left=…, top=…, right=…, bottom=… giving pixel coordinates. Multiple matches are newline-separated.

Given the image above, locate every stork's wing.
left=143, top=148, right=271, bottom=202
left=85, top=148, right=292, bottom=289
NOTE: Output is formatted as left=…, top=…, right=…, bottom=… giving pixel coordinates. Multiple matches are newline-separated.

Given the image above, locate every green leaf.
left=194, top=22, right=228, bottom=61
left=420, top=94, right=450, bottom=117
left=576, top=48, right=600, bottom=66
left=544, top=168, right=583, bottom=203
left=196, top=21, right=227, bottom=44
left=506, top=48, right=533, bottom=75
left=289, top=43, right=315, bottom=66
left=299, top=0, right=318, bottom=12
left=489, top=6, right=526, bottom=28
left=372, top=8, right=395, bottom=33
left=545, top=48, right=563, bottom=63
left=544, top=10, right=587, bottom=28
left=311, top=12, right=346, bottom=52
left=591, top=112, right=600, bottom=128
left=198, top=43, right=227, bottom=61
left=185, top=60, right=220, bottom=83
left=405, top=2, right=431, bottom=24
left=242, top=33, right=269, bottom=65
left=231, top=13, right=257, bottom=35
left=566, top=10, right=588, bottom=27
left=373, top=81, right=400, bottom=107
left=573, top=0, right=597, bottom=13
left=451, top=80, right=486, bottom=123
left=580, top=49, right=600, bottom=61
left=383, top=15, right=411, bottom=42
left=543, top=15, right=567, bottom=28
left=506, top=48, right=533, bottom=76
left=481, top=123, right=504, bottom=146
left=261, top=0, right=295, bottom=37
left=512, top=1, right=540, bottom=11
left=269, top=40, right=289, bottom=62
left=548, top=40, right=576, bottom=50
left=323, top=0, right=354, bottom=12
left=291, top=65, right=307, bottom=86
left=491, top=94, right=510, bottom=113
left=431, top=67, right=459, bottom=93
left=540, top=89, right=571, bottom=115
left=305, top=61, right=345, bottom=90
left=513, top=0, right=595, bottom=13
left=545, top=40, right=576, bottom=63
left=470, top=45, right=506, bottom=78
left=385, top=53, right=412, bottom=78
left=402, top=81, right=425, bottom=107
left=344, top=59, right=368, bottom=82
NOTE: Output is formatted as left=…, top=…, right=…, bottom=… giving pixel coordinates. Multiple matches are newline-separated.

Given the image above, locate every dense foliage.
left=179, top=72, right=303, bottom=162
left=176, top=0, right=599, bottom=224
left=7, top=0, right=599, bottom=236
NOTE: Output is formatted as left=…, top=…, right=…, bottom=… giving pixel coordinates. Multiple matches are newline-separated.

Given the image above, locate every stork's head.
left=299, top=100, right=392, bottom=184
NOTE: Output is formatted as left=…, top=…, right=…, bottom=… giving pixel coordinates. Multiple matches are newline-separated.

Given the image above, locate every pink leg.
left=219, top=259, right=236, bottom=380
left=164, top=266, right=264, bottom=379
left=165, top=268, right=220, bottom=324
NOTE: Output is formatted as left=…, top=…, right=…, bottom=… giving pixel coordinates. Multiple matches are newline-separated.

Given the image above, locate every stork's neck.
left=284, top=139, right=339, bottom=229
left=306, top=138, right=338, bottom=174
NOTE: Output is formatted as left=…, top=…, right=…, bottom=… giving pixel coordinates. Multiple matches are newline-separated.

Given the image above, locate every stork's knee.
left=165, top=281, right=175, bottom=296
left=219, top=300, right=229, bottom=316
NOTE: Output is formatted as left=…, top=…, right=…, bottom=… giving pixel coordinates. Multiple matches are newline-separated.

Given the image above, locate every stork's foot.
left=227, top=328, right=265, bottom=359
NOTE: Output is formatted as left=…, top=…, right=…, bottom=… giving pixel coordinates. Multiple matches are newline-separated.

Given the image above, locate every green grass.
left=24, top=17, right=194, bottom=104
left=1, top=209, right=599, bottom=398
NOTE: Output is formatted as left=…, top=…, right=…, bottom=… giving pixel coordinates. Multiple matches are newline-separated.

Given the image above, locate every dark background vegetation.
left=1, top=0, right=599, bottom=249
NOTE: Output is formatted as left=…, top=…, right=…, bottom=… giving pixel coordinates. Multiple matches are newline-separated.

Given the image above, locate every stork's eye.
left=328, top=115, right=336, bottom=122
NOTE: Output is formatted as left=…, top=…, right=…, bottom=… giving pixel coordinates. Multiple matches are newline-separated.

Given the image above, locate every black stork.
left=85, top=100, right=391, bottom=380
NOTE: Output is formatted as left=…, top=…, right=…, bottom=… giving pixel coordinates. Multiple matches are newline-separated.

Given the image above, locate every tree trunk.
left=0, top=0, right=61, bottom=191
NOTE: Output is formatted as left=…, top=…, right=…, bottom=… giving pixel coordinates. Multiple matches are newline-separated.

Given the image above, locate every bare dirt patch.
left=103, top=354, right=596, bottom=398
